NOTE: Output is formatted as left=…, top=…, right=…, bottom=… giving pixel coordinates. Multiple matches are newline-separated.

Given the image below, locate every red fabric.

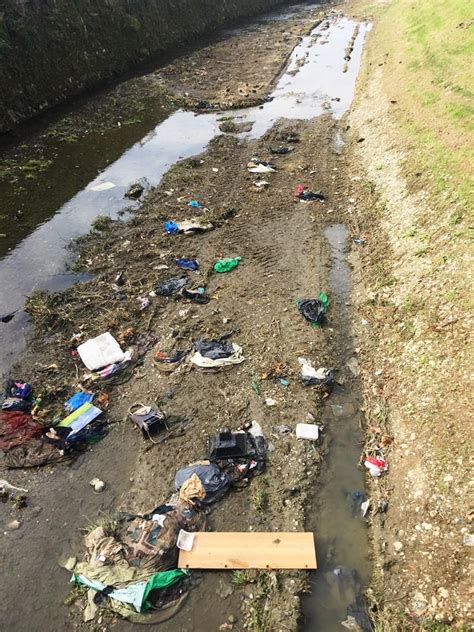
left=294, top=184, right=306, bottom=197
left=0, top=411, right=43, bottom=450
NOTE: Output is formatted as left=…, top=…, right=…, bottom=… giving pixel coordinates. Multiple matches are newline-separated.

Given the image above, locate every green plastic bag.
left=143, top=569, right=189, bottom=610
left=318, top=292, right=329, bottom=311
left=214, top=256, right=242, bottom=273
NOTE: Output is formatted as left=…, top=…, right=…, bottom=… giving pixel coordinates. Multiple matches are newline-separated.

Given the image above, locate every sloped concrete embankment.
left=0, top=0, right=297, bottom=132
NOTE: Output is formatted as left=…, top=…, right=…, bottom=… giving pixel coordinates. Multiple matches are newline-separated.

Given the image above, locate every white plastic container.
left=296, top=423, right=319, bottom=441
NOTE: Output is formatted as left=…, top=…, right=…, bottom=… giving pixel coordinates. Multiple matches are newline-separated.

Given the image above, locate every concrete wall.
left=0, top=0, right=294, bottom=133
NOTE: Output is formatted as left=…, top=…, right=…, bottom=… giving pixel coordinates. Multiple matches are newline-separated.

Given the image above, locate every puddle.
left=302, top=225, right=371, bottom=631
left=0, top=14, right=368, bottom=375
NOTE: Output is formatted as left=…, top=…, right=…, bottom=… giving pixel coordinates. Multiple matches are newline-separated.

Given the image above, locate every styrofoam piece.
left=296, top=423, right=319, bottom=441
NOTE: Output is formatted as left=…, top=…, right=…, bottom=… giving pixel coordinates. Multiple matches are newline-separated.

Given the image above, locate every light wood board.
left=178, top=532, right=317, bottom=570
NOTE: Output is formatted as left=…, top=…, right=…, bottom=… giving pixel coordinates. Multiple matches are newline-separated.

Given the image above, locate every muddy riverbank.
left=0, top=2, right=323, bottom=376
left=0, top=5, right=377, bottom=630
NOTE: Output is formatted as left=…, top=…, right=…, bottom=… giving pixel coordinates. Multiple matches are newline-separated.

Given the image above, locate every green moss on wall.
left=0, top=0, right=295, bottom=132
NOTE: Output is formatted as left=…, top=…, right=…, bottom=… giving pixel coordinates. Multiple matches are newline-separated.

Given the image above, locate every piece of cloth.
left=72, top=573, right=148, bottom=613
left=190, top=343, right=245, bottom=369
left=178, top=473, right=206, bottom=505
left=0, top=411, right=43, bottom=450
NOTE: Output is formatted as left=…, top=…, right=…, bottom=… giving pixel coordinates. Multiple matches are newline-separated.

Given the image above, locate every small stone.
left=443, top=474, right=454, bottom=483
left=346, top=357, right=360, bottom=377
left=265, top=397, right=277, bottom=407
left=89, top=478, right=106, bottom=493
left=438, top=587, right=449, bottom=599
left=64, top=556, right=77, bottom=571
left=228, top=615, right=237, bottom=624
left=394, top=541, right=403, bottom=552
left=6, top=519, right=21, bottom=530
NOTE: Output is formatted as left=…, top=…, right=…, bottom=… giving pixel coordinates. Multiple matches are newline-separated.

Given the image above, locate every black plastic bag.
left=155, top=277, right=188, bottom=296
left=194, top=339, right=234, bottom=359
left=298, top=299, right=326, bottom=324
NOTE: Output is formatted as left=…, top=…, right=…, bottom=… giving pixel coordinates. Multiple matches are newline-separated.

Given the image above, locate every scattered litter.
left=247, top=158, right=276, bottom=173
left=279, top=378, right=289, bottom=387
left=463, top=534, right=474, bottom=546
left=154, top=350, right=187, bottom=372
left=212, top=167, right=219, bottom=173
left=177, top=530, right=195, bottom=551
left=299, top=189, right=325, bottom=202
left=270, top=146, right=292, bottom=154
left=361, top=499, right=370, bottom=517
left=125, top=182, right=145, bottom=199
left=251, top=180, right=270, bottom=191
left=77, top=332, right=125, bottom=372
left=181, top=287, right=210, bottom=304
left=153, top=277, right=188, bottom=297
left=297, top=292, right=329, bottom=325
left=274, top=424, right=292, bottom=435
left=208, top=427, right=264, bottom=462
left=296, top=423, right=319, bottom=441
left=175, top=463, right=230, bottom=505
left=0, top=479, right=28, bottom=495
left=165, top=219, right=213, bottom=235
left=89, top=182, right=116, bottom=192
left=137, top=296, right=150, bottom=310
left=294, top=184, right=325, bottom=201
left=364, top=456, right=388, bottom=477
left=251, top=380, right=260, bottom=395
left=265, top=397, right=277, bottom=407
left=2, top=379, right=33, bottom=412
left=58, top=402, right=103, bottom=436
left=128, top=403, right=168, bottom=440
left=298, top=358, right=335, bottom=392
left=175, top=258, right=199, bottom=271
left=84, top=351, right=132, bottom=382
left=191, top=340, right=245, bottom=369
left=65, top=392, right=94, bottom=413
left=90, top=478, right=106, bottom=493
left=187, top=200, right=202, bottom=208
left=214, top=256, right=241, bottom=273
left=0, top=311, right=16, bottom=323
left=377, top=498, right=389, bottom=513
left=353, top=238, right=366, bottom=246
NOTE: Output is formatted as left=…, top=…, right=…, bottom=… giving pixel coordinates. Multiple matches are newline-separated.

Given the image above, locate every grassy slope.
left=355, top=0, right=473, bottom=214
left=347, top=0, right=473, bottom=629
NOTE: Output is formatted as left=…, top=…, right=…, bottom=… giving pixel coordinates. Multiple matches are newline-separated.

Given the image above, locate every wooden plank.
left=178, top=532, right=317, bottom=570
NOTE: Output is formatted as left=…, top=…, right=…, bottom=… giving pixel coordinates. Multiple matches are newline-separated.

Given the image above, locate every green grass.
left=360, top=0, right=474, bottom=217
